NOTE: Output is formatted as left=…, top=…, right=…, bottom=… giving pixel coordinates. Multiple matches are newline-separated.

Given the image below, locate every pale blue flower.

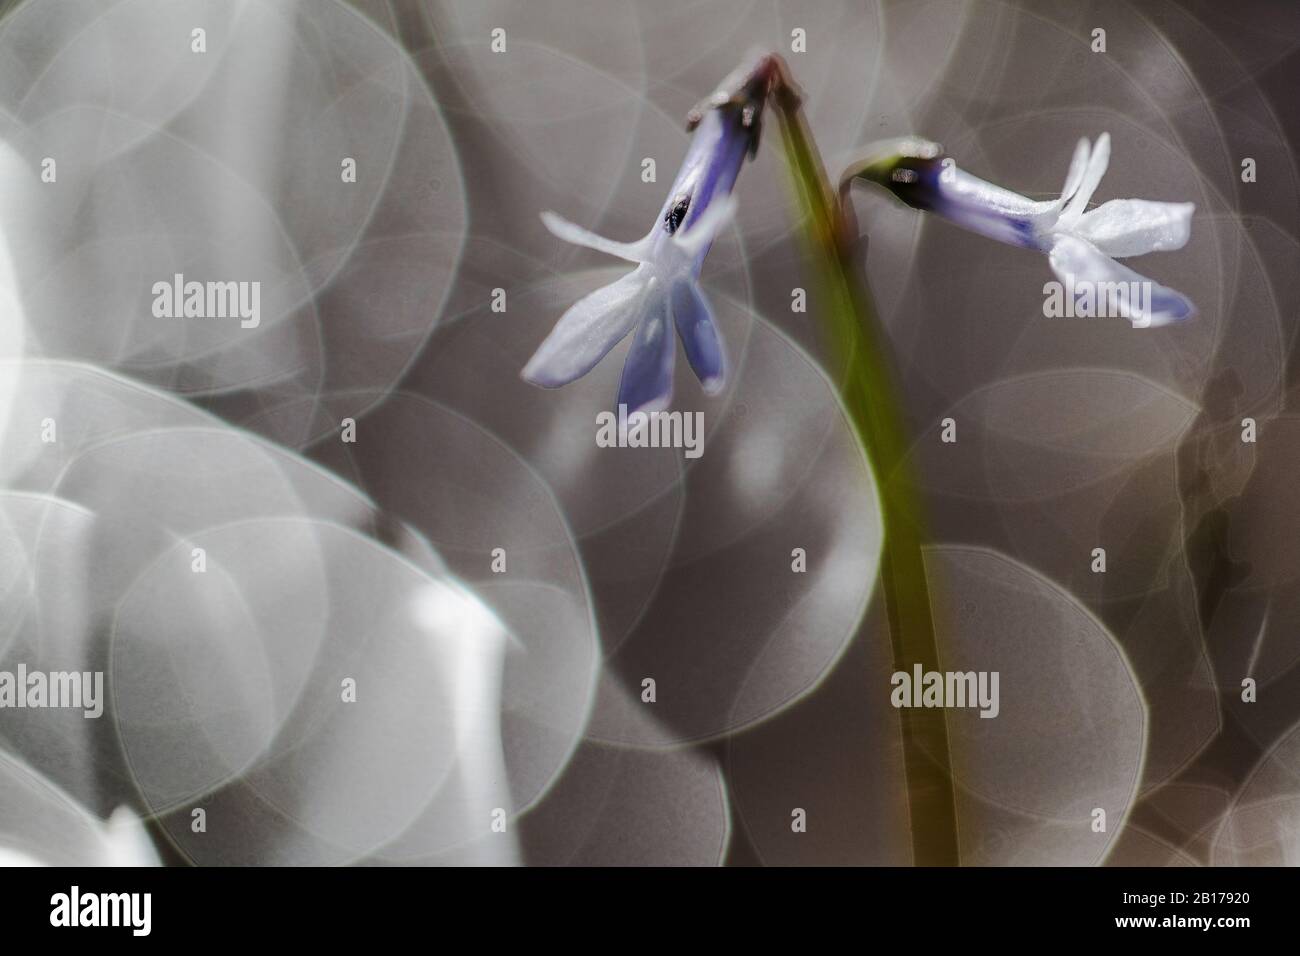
left=523, top=57, right=775, bottom=413
left=852, top=133, right=1196, bottom=327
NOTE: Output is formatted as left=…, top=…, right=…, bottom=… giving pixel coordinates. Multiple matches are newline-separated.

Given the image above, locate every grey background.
left=0, top=0, right=1297, bottom=866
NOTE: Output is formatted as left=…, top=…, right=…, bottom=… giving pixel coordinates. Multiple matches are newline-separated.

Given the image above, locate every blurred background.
left=0, top=0, right=1297, bottom=866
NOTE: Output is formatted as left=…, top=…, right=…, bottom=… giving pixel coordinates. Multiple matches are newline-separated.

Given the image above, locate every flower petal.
left=1059, top=132, right=1111, bottom=225
left=933, top=169, right=1063, bottom=248
left=671, top=280, right=726, bottom=394
left=521, top=267, right=648, bottom=387
left=540, top=211, right=652, bottom=263
left=1047, top=234, right=1195, bottom=328
left=674, top=193, right=738, bottom=260
left=1073, top=199, right=1195, bottom=257
left=1059, top=136, right=1091, bottom=205
left=616, top=281, right=675, bottom=414
left=923, top=136, right=1096, bottom=247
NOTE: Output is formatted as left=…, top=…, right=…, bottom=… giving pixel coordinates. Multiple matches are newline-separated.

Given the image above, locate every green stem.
left=768, top=62, right=960, bottom=866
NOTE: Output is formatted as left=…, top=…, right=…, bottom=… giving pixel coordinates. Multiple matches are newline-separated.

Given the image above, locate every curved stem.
left=764, top=55, right=960, bottom=866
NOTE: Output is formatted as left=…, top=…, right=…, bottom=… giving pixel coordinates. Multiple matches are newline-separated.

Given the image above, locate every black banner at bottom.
left=0, top=865, right=1279, bottom=942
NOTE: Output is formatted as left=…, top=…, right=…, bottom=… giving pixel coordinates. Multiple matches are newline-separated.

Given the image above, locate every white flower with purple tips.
left=523, top=56, right=778, bottom=412
left=851, top=133, right=1196, bottom=327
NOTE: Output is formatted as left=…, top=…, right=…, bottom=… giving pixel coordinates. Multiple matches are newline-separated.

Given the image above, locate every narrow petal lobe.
left=1059, top=132, right=1111, bottom=225
left=522, top=267, right=649, bottom=387
left=671, top=280, right=726, bottom=394
left=1048, top=234, right=1195, bottom=328
left=540, top=211, right=653, bottom=264
left=1059, top=137, right=1091, bottom=206
left=616, top=281, right=676, bottom=414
